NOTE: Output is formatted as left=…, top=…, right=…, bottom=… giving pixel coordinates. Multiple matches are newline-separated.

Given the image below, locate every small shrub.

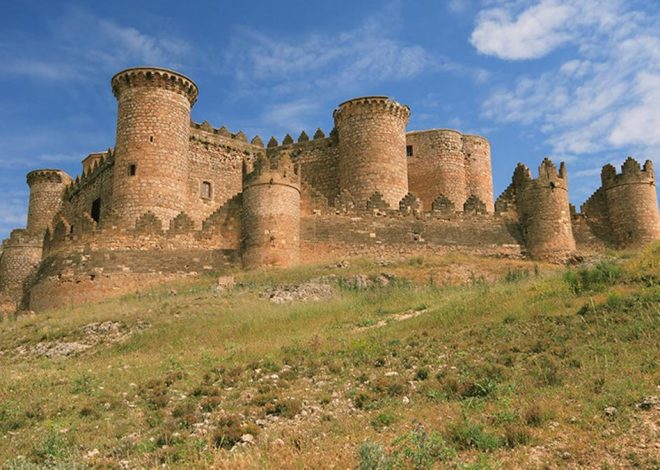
left=503, top=425, right=531, bottom=448
left=356, top=441, right=391, bottom=470
left=353, top=391, right=380, bottom=410
left=564, top=261, right=622, bottom=294
left=371, top=412, right=397, bottom=430
left=415, top=368, right=429, bottom=381
left=200, top=396, right=223, bottom=412
left=523, top=402, right=546, bottom=427
left=504, top=268, right=529, bottom=283
left=533, top=355, right=563, bottom=386
left=371, top=376, right=407, bottom=397
left=265, top=397, right=302, bottom=418
left=71, top=373, right=94, bottom=395
left=447, top=420, right=502, bottom=451
left=391, top=425, right=456, bottom=468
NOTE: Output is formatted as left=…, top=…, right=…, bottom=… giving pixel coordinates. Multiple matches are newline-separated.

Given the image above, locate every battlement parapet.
left=243, top=152, right=301, bottom=190
left=190, top=121, right=264, bottom=150
left=601, top=157, right=655, bottom=188
left=5, top=229, right=42, bottom=247
left=333, top=96, right=410, bottom=123
left=27, top=169, right=72, bottom=187
left=64, top=150, right=114, bottom=198
left=112, top=67, right=198, bottom=105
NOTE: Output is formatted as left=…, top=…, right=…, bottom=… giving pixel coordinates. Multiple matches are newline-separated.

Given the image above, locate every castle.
left=1, top=67, right=659, bottom=314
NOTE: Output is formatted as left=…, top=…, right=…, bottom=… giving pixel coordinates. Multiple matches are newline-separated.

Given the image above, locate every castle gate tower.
left=334, top=96, right=410, bottom=208
left=26, top=169, right=72, bottom=235
left=241, top=152, right=301, bottom=269
left=601, top=158, right=660, bottom=247
left=463, top=135, right=494, bottom=212
left=110, top=67, right=198, bottom=228
left=515, top=159, right=576, bottom=258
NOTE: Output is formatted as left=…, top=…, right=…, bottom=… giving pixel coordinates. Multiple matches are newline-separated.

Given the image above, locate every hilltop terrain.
left=1, top=248, right=659, bottom=469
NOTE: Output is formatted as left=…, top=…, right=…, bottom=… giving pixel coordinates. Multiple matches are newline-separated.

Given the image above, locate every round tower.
left=241, top=152, right=301, bottom=269
left=405, top=129, right=467, bottom=211
left=463, top=134, right=494, bottom=212
left=601, top=158, right=660, bottom=247
left=334, top=96, right=410, bottom=208
left=0, top=229, right=43, bottom=306
left=26, top=169, right=72, bottom=235
left=516, top=159, right=575, bottom=258
left=110, top=67, right=198, bottom=228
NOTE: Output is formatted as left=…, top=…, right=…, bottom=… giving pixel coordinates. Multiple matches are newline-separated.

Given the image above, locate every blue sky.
left=1, top=0, right=660, bottom=240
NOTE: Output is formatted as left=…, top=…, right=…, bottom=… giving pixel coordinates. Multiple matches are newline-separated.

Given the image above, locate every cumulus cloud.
left=471, top=0, right=576, bottom=59
left=476, top=0, right=660, bottom=197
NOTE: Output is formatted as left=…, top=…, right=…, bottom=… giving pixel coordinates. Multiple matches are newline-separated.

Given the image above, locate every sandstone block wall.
left=335, top=97, right=410, bottom=208
left=0, top=230, right=43, bottom=305
left=241, top=153, right=301, bottom=268
left=463, top=135, right=494, bottom=212
left=111, top=68, right=198, bottom=228
left=601, top=158, right=660, bottom=247
left=406, top=130, right=494, bottom=213
left=26, top=169, right=72, bottom=234
left=511, top=159, right=576, bottom=258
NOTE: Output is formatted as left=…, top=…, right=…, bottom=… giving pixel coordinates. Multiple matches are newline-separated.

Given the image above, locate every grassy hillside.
left=0, top=248, right=658, bottom=469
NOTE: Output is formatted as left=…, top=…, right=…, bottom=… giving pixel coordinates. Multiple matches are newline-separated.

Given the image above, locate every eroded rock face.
left=263, top=281, right=336, bottom=304
left=13, top=320, right=150, bottom=359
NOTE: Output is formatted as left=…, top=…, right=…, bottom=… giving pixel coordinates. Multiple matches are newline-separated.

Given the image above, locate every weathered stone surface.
left=2, top=66, right=657, bottom=313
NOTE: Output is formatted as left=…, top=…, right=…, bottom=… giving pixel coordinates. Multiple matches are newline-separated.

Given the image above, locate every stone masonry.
left=1, top=66, right=658, bottom=313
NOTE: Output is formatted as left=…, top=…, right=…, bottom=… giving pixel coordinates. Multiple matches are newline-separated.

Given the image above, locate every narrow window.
left=406, top=145, right=414, bottom=157
left=128, top=164, right=137, bottom=176
left=91, top=198, right=102, bottom=223
left=201, top=181, right=212, bottom=199
left=149, top=136, right=154, bottom=143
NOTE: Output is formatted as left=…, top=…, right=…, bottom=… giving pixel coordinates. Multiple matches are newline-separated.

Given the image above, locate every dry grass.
left=0, top=248, right=658, bottom=469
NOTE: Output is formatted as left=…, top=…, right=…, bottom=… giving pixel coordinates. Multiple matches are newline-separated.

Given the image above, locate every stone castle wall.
left=26, top=170, right=72, bottom=234
left=335, top=97, right=410, bottom=208
left=406, top=130, right=493, bottom=213
left=2, top=66, right=659, bottom=315
left=241, top=154, right=301, bottom=268
left=0, top=230, right=43, bottom=305
left=111, top=68, right=197, bottom=228
left=601, top=158, right=660, bottom=247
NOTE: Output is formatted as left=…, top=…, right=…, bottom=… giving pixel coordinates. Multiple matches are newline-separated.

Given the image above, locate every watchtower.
left=26, top=169, right=72, bottom=235
left=110, top=67, right=198, bottom=228
left=601, top=158, right=660, bottom=247
left=334, top=96, right=410, bottom=208
left=514, top=158, right=575, bottom=258
left=241, top=152, right=301, bottom=269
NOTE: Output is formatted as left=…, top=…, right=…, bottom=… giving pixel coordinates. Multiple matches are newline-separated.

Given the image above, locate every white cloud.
left=470, top=0, right=576, bottom=60
left=477, top=0, right=660, bottom=197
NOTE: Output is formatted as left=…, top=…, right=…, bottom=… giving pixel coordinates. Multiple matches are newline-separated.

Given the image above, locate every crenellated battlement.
left=111, top=67, right=199, bottom=105
left=601, top=157, right=655, bottom=188
left=333, top=96, right=410, bottom=123
left=5, top=65, right=659, bottom=313
left=243, top=152, right=301, bottom=190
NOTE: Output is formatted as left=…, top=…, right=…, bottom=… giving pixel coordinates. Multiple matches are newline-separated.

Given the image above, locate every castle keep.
left=1, top=66, right=659, bottom=314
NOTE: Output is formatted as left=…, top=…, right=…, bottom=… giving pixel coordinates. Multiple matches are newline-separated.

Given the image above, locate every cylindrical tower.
left=26, top=169, right=72, bottom=235
left=601, top=158, right=660, bottom=247
left=516, top=159, right=576, bottom=258
left=334, top=96, right=410, bottom=208
left=0, top=230, right=43, bottom=305
left=405, top=130, right=467, bottom=211
left=241, top=152, right=301, bottom=269
left=463, top=135, right=494, bottom=212
left=110, top=67, right=198, bottom=228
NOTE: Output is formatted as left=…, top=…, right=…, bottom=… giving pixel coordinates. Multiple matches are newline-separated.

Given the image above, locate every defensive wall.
left=1, top=65, right=658, bottom=314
